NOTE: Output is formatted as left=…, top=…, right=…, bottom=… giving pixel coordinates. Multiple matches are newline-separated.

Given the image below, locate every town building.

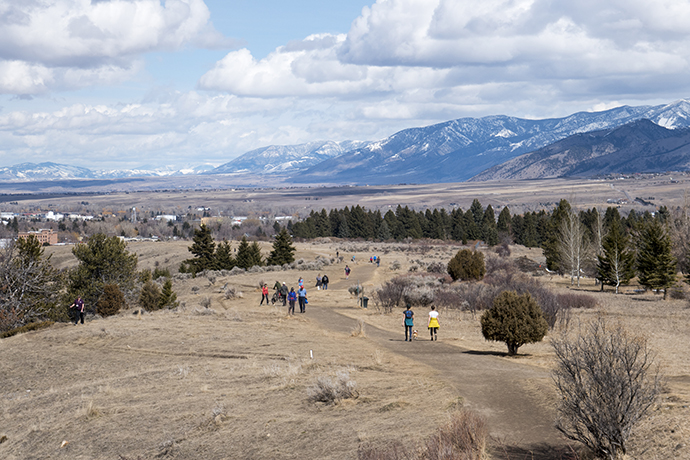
left=18, top=229, right=58, bottom=245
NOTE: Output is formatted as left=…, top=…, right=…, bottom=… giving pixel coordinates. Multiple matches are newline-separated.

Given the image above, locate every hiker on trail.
left=273, top=280, right=281, bottom=292
left=287, top=288, right=297, bottom=315
left=298, top=285, right=308, bottom=313
left=336, top=250, right=339, bottom=259
left=316, top=274, right=322, bottom=290
left=280, top=282, right=289, bottom=306
left=298, top=277, right=304, bottom=288
left=260, top=284, right=269, bottom=305
left=376, top=256, right=380, bottom=267
left=344, top=265, right=351, bottom=279
left=70, top=296, right=85, bottom=325
left=352, top=255, right=356, bottom=264
left=321, top=274, right=329, bottom=290
left=428, top=305, right=440, bottom=341
left=403, top=304, right=414, bottom=342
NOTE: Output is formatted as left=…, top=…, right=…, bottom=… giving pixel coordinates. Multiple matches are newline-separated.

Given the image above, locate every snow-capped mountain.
left=290, top=99, right=690, bottom=185
left=0, top=162, right=95, bottom=181
left=210, top=140, right=371, bottom=174
left=471, top=119, right=690, bottom=181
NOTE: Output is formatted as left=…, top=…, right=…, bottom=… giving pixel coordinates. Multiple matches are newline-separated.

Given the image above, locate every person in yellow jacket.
left=428, top=305, right=440, bottom=341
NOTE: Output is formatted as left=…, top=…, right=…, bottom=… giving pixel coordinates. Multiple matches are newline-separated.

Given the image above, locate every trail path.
left=311, top=261, right=569, bottom=459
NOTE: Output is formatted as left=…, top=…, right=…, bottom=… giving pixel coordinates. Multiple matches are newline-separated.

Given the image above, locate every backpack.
left=405, top=310, right=413, bottom=319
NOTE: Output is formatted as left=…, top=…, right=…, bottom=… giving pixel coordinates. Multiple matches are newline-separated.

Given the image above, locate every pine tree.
left=497, top=207, right=512, bottom=237
left=184, top=224, right=216, bottom=274
left=482, top=204, right=498, bottom=246
left=158, top=279, right=178, bottom=309
left=597, top=219, right=635, bottom=293
left=543, top=199, right=572, bottom=271
left=637, top=219, right=677, bottom=299
left=139, top=280, right=161, bottom=311
left=215, top=240, right=236, bottom=270
left=249, top=241, right=263, bottom=267
left=235, top=236, right=253, bottom=269
left=267, top=228, right=295, bottom=265
left=377, top=220, right=392, bottom=241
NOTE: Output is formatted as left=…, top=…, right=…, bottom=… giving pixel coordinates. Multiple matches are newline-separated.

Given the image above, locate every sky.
left=1, top=0, right=690, bottom=171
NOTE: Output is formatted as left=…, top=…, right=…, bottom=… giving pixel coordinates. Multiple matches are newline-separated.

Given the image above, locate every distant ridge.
left=470, top=119, right=690, bottom=181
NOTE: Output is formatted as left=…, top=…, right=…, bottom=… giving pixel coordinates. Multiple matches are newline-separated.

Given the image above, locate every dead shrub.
left=424, top=410, right=488, bottom=460
left=668, top=287, right=685, bottom=300
left=351, top=319, right=366, bottom=337
left=199, top=296, right=212, bottom=309
left=307, top=371, right=358, bottom=404
left=552, top=317, right=661, bottom=460
left=426, top=261, right=447, bottom=274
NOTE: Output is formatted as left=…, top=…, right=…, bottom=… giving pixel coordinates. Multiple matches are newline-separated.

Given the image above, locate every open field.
left=2, top=240, right=689, bottom=459
left=1, top=173, right=689, bottom=217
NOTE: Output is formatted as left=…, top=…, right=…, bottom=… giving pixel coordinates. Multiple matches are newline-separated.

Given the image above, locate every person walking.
left=70, top=296, right=85, bottom=325
left=280, top=282, right=289, bottom=306
left=316, top=274, right=322, bottom=290
left=428, top=305, right=440, bottom=341
left=298, top=277, right=304, bottom=289
left=321, top=274, right=329, bottom=290
left=344, top=265, right=351, bottom=280
left=287, top=287, right=297, bottom=315
left=260, top=284, right=269, bottom=305
left=298, top=285, right=308, bottom=313
left=403, top=304, right=414, bottom=341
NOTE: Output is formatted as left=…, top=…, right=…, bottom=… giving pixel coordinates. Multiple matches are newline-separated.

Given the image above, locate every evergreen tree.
left=597, top=219, right=635, bottom=293
left=267, top=228, right=296, bottom=265
left=543, top=199, right=572, bottom=271
left=481, top=291, right=548, bottom=356
left=158, top=278, right=178, bottom=309
left=377, top=220, right=392, bottom=241
left=464, top=209, right=481, bottom=240
left=522, top=212, right=539, bottom=248
left=215, top=240, right=236, bottom=270
left=249, top=241, right=264, bottom=267
left=69, top=233, right=138, bottom=308
left=139, top=280, right=161, bottom=311
left=497, top=207, right=512, bottom=237
left=470, top=199, right=484, bottom=227
left=482, top=204, right=498, bottom=246
left=183, top=224, right=216, bottom=274
left=636, top=219, right=677, bottom=299
left=451, top=208, right=466, bottom=243
left=235, top=236, right=253, bottom=269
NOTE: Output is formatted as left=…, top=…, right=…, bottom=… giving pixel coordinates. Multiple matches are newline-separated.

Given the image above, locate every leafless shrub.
left=495, top=242, right=511, bottom=258
left=351, top=319, right=366, bottom=337
left=390, top=260, right=401, bottom=270
left=408, top=265, right=419, bottom=272
left=199, top=296, right=211, bottom=309
left=402, top=285, right=435, bottom=308
left=191, top=286, right=200, bottom=294
left=557, top=292, right=597, bottom=310
left=307, top=371, right=358, bottom=404
left=228, top=267, right=245, bottom=276
left=349, top=285, right=362, bottom=296
left=668, top=287, right=686, bottom=300
left=224, top=287, right=242, bottom=300
left=206, top=273, right=216, bottom=285
left=193, top=307, right=216, bottom=316
left=375, top=278, right=407, bottom=313
left=424, top=410, right=488, bottom=460
left=426, top=262, right=446, bottom=274
left=552, top=317, right=661, bottom=460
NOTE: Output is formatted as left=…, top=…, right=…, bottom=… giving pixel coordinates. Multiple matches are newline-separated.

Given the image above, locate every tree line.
left=291, top=199, right=686, bottom=296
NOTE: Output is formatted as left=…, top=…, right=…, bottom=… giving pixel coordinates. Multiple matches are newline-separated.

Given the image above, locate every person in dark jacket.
left=70, top=296, right=85, bottom=325
left=280, top=282, right=289, bottom=306
left=321, top=274, right=329, bottom=290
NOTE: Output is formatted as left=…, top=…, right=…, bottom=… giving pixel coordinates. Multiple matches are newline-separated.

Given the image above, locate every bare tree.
left=559, top=211, right=591, bottom=287
left=552, top=317, right=661, bottom=460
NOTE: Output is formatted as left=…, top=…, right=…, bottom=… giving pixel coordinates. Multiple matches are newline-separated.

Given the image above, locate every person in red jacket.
left=260, top=284, right=269, bottom=305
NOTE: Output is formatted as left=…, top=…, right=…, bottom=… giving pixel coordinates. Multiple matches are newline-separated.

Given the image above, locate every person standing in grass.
left=403, top=304, right=414, bottom=342
left=287, top=287, right=297, bottom=315
left=298, top=285, right=308, bottom=313
left=428, top=305, right=440, bottom=341
left=70, top=296, right=85, bottom=325
left=260, top=284, right=269, bottom=305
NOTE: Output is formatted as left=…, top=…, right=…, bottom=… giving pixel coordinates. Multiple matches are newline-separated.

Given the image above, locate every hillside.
left=471, top=119, right=690, bottom=181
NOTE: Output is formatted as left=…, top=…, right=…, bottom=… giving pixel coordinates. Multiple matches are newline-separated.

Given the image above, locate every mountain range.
left=3, top=99, right=690, bottom=185
left=470, top=119, right=690, bottom=181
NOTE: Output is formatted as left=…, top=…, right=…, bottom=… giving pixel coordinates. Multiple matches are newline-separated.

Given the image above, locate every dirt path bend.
left=312, top=262, right=569, bottom=459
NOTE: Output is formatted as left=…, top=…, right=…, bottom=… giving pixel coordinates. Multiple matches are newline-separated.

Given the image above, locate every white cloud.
left=0, top=0, right=234, bottom=94
left=200, top=0, right=690, bottom=106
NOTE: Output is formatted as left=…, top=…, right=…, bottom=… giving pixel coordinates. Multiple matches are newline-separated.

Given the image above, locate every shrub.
left=447, top=249, right=485, bottom=281
left=1, top=321, right=54, bottom=339
left=200, top=296, right=212, bottom=309
left=158, top=279, right=178, bottom=309
left=375, top=278, right=407, bottom=313
left=307, top=371, right=358, bottom=404
left=480, top=291, right=548, bottom=355
left=426, top=261, right=447, bottom=274
left=139, top=280, right=162, bottom=311
left=425, top=410, right=488, bottom=460
left=495, top=242, right=511, bottom=258
left=97, top=284, right=126, bottom=317
left=152, top=267, right=171, bottom=280
left=552, top=317, right=661, bottom=460
left=224, top=286, right=242, bottom=300
left=389, top=260, right=401, bottom=270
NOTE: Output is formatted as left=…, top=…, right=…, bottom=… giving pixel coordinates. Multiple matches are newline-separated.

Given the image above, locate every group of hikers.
left=261, top=273, right=330, bottom=314
left=403, top=304, right=440, bottom=341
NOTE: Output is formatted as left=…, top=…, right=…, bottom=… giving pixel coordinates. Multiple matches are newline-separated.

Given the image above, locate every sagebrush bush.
left=425, top=410, right=488, bottom=460
left=97, top=284, right=126, bottom=317
left=307, top=371, right=358, bottom=404
left=152, top=267, right=171, bottom=279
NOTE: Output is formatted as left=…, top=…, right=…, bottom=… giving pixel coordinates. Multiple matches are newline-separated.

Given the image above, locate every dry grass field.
left=2, top=240, right=689, bottom=459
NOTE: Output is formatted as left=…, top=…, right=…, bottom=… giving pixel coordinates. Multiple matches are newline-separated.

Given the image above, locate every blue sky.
left=1, top=0, right=689, bottom=170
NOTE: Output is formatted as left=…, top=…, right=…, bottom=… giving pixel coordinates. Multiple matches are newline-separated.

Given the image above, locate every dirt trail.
left=311, top=261, right=569, bottom=459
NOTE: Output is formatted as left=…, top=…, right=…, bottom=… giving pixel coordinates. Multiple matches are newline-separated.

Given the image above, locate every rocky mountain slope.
left=470, top=119, right=690, bottom=181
